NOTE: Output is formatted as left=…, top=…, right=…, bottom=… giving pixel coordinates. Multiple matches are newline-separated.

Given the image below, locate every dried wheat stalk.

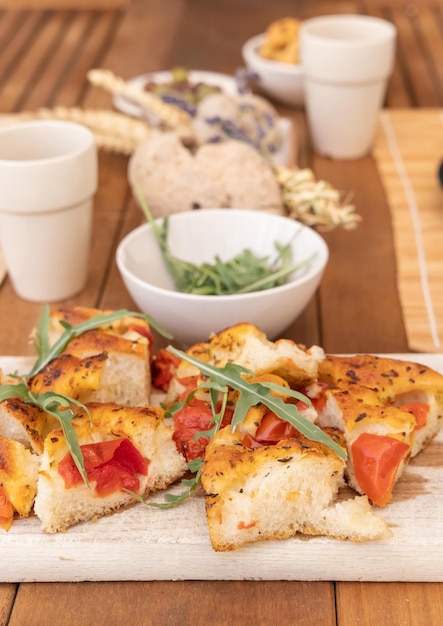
left=87, top=69, right=193, bottom=134
left=275, top=166, right=361, bottom=230
left=1, top=108, right=155, bottom=154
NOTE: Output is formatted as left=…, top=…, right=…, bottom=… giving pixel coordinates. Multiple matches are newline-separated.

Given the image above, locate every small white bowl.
left=116, top=209, right=328, bottom=346
left=242, top=34, right=304, bottom=107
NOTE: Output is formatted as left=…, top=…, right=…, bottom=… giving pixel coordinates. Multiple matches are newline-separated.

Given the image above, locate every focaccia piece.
left=0, top=398, right=52, bottom=454
left=44, top=306, right=153, bottom=406
left=201, top=425, right=391, bottom=551
left=316, top=383, right=415, bottom=506
left=0, top=435, right=40, bottom=530
left=319, top=354, right=443, bottom=457
left=28, top=352, right=150, bottom=407
left=165, top=322, right=324, bottom=404
left=34, top=402, right=187, bottom=533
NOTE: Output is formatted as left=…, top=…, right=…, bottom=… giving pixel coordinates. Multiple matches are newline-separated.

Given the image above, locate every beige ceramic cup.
left=300, top=15, right=396, bottom=160
left=0, top=120, right=97, bottom=301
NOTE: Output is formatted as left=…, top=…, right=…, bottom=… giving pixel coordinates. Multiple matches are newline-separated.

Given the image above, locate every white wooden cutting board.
left=1, top=354, right=443, bottom=583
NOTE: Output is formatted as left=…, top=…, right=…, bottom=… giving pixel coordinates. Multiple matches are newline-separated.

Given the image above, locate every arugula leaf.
left=127, top=458, right=204, bottom=509
left=33, top=304, right=51, bottom=364
left=141, top=345, right=347, bottom=510
left=136, top=187, right=312, bottom=296
left=167, top=346, right=347, bottom=461
left=28, top=308, right=172, bottom=378
left=0, top=306, right=173, bottom=491
left=0, top=382, right=90, bottom=486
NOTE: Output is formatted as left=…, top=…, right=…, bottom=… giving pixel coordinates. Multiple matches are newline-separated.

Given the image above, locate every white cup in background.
left=300, top=15, right=396, bottom=160
left=0, top=120, right=97, bottom=302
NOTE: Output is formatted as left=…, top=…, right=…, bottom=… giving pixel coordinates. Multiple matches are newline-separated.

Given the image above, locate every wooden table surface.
left=1, top=0, right=443, bottom=624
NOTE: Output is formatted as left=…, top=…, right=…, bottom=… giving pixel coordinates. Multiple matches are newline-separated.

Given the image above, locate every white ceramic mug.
left=0, top=120, right=97, bottom=301
left=300, top=15, right=396, bottom=160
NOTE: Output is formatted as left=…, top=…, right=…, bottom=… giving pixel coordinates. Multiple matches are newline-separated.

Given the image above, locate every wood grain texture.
left=337, top=582, right=443, bottom=626
left=9, top=581, right=336, bottom=626
left=0, top=1, right=130, bottom=7
left=0, top=586, right=15, bottom=626
left=361, top=1, right=443, bottom=107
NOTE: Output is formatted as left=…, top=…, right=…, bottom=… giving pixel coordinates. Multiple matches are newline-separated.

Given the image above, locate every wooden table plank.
left=9, top=581, right=337, bottom=626
left=385, top=5, right=440, bottom=106
left=0, top=11, right=71, bottom=112
left=0, top=11, right=45, bottom=95
left=313, top=155, right=409, bottom=354
left=0, top=585, right=15, bottom=626
left=337, top=582, right=443, bottom=626
left=418, top=6, right=443, bottom=103
left=21, top=11, right=105, bottom=110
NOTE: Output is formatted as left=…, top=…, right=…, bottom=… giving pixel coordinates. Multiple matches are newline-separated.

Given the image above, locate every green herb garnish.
left=136, top=187, right=313, bottom=295
left=0, top=382, right=91, bottom=486
left=0, top=304, right=173, bottom=487
left=167, top=347, right=346, bottom=459
left=140, top=346, right=346, bottom=509
left=28, top=305, right=172, bottom=378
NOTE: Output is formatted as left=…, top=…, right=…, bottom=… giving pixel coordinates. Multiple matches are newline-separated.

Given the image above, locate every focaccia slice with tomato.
left=34, top=402, right=187, bottom=533
left=201, top=424, right=391, bottom=551
left=164, top=322, right=324, bottom=403
left=315, top=384, right=415, bottom=507
left=0, top=435, right=40, bottom=531
left=41, top=306, right=153, bottom=406
left=318, top=354, right=443, bottom=458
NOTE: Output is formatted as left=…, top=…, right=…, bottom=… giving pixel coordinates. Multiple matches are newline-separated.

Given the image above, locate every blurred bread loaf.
left=128, top=133, right=283, bottom=218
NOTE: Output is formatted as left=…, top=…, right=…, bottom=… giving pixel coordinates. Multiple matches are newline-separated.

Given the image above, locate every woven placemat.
left=373, top=109, right=443, bottom=353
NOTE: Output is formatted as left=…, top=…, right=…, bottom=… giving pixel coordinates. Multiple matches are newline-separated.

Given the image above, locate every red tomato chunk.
left=58, top=438, right=148, bottom=497
left=173, top=398, right=233, bottom=462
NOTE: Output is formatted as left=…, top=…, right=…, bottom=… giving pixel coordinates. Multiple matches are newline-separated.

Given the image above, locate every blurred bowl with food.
left=242, top=17, right=304, bottom=107
left=116, top=208, right=328, bottom=346
left=110, top=66, right=293, bottom=168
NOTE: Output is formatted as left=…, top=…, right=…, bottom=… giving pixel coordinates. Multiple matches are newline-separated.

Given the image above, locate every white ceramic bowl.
left=116, top=209, right=328, bottom=346
left=242, top=34, right=304, bottom=107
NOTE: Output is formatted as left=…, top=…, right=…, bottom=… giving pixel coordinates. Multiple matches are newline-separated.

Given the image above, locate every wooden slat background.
left=373, top=109, right=443, bottom=352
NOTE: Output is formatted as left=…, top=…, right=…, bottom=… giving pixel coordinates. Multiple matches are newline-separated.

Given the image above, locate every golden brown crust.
left=58, top=329, right=149, bottom=359
left=0, top=398, right=49, bottom=454
left=319, top=354, right=443, bottom=401
left=323, top=383, right=417, bottom=436
left=0, top=435, right=39, bottom=516
left=44, top=402, right=166, bottom=451
left=28, top=353, right=107, bottom=400
left=202, top=426, right=345, bottom=496
left=48, top=306, right=151, bottom=358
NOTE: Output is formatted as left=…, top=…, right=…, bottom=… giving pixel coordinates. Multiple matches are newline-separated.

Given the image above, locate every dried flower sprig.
left=275, top=166, right=361, bottom=231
